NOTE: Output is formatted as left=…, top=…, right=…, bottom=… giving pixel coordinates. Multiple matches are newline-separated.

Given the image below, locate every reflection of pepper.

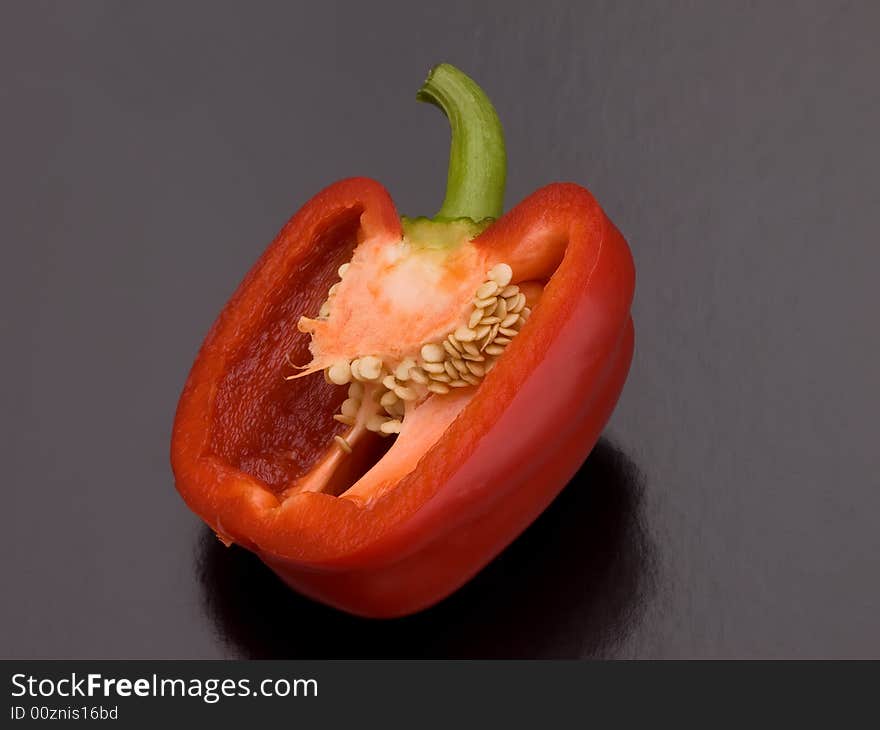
left=172, top=64, right=635, bottom=617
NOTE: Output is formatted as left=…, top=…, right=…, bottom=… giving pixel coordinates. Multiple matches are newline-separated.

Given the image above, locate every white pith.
left=289, top=238, right=531, bottom=499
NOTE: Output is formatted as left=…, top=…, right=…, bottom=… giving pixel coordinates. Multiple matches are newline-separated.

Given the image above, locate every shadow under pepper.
left=195, top=437, right=656, bottom=658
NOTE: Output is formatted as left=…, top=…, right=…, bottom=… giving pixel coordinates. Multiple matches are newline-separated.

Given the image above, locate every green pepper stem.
left=416, top=63, right=506, bottom=222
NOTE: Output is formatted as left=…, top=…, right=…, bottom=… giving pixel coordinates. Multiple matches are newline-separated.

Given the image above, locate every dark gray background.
left=2, top=1, right=877, bottom=658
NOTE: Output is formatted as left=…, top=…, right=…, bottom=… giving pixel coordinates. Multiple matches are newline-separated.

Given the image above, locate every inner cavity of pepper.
left=287, top=247, right=542, bottom=501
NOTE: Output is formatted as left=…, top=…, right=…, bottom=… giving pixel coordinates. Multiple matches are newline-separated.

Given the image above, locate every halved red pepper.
left=171, top=64, right=635, bottom=617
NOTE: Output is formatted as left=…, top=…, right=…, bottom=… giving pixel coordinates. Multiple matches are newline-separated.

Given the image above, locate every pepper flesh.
left=171, top=177, right=634, bottom=617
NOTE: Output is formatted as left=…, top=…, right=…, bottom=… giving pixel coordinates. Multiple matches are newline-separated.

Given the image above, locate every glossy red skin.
left=171, top=178, right=635, bottom=618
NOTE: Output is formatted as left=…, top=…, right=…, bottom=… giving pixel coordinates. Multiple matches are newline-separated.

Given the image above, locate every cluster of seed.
left=411, top=263, right=530, bottom=395
left=328, top=359, right=412, bottom=437
left=324, top=353, right=425, bottom=445
left=320, top=262, right=530, bottom=448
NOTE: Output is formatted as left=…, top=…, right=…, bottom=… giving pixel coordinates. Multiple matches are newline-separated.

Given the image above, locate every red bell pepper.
left=171, top=64, right=635, bottom=618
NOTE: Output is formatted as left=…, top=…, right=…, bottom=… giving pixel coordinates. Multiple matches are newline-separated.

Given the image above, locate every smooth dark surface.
left=2, top=1, right=878, bottom=659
